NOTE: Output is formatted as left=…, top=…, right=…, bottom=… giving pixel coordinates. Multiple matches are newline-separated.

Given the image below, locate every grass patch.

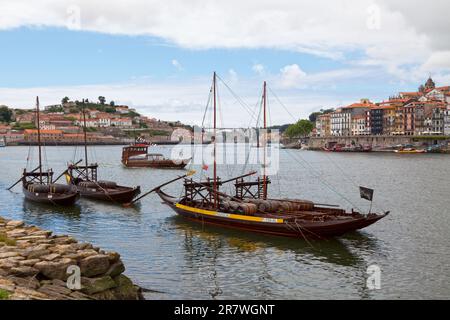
left=0, top=289, right=11, bottom=300
left=0, top=232, right=16, bottom=246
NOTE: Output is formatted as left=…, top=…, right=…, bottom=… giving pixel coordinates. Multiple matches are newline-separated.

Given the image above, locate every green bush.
left=0, top=289, right=11, bottom=300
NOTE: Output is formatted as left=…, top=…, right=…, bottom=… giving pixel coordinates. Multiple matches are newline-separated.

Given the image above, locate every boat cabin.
left=122, top=144, right=149, bottom=161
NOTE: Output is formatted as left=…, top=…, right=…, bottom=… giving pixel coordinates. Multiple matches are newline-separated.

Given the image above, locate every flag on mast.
left=359, top=186, right=374, bottom=201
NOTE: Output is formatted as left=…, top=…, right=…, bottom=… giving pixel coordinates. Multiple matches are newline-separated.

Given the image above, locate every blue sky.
left=0, top=1, right=449, bottom=125
left=1, top=27, right=347, bottom=87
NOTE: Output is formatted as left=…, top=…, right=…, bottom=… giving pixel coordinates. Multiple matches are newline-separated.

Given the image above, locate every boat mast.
left=36, top=96, right=43, bottom=183
left=263, top=81, right=267, bottom=199
left=213, top=72, right=218, bottom=208
left=82, top=107, right=88, bottom=179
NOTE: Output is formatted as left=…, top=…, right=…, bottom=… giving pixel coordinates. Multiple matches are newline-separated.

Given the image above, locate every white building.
left=111, top=118, right=132, bottom=127
left=330, top=109, right=351, bottom=136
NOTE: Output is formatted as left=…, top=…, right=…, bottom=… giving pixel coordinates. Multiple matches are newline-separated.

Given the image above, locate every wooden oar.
left=7, top=165, right=40, bottom=190
left=220, top=171, right=257, bottom=184
left=123, top=170, right=196, bottom=207
left=53, top=159, right=82, bottom=183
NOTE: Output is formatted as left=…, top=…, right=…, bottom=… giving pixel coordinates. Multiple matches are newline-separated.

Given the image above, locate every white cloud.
left=0, top=0, right=449, bottom=74
left=279, top=64, right=307, bottom=88
left=252, top=64, right=265, bottom=76
left=421, top=51, right=450, bottom=72
left=171, top=59, right=183, bottom=70
left=0, top=78, right=363, bottom=126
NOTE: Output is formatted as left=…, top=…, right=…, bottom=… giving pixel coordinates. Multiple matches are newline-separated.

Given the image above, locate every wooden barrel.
left=98, top=180, right=117, bottom=188
left=79, top=181, right=97, bottom=188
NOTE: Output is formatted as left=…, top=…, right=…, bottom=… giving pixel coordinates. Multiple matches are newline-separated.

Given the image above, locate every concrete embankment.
left=0, top=216, right=143, bottom=300
left=282, top=136, right=450, bottom=151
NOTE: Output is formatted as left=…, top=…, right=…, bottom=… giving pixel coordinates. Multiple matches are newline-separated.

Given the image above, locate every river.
left=1, top=145, right=449, bottom=299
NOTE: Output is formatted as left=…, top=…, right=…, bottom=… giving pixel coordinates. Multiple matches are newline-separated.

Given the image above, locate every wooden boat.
left=156, top=188, right=387, bottom=238
left=65, top=109, right=141, bottom=204
left=130, top=74, right=388, bottom=239
left=66, top=163, right=140, bottom=203
left=394, top=147, right=426, bottom=154
left=122, top=143, right=190, bottom=169
left=11, top=97, right=80, bottom=206
left=22, top=170, right=79, bottom=206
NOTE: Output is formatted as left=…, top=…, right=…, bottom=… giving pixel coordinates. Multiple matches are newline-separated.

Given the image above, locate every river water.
left=0, top=145, right=449, bottom=299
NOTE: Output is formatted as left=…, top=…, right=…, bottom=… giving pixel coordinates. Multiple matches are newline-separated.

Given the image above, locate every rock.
left=112, top=275, right=143, bottom=300
left=12, top=287, right=50, bottom=300
left=38, top=284, right=72, bottom=298
left=7, top=276, right=40, bottom=290
left=42, top=253, right=61, bottom=261
left=50, top=244, right=76, bottom=254
left=34, top=259, right=74, bottom=280
left=9, top=266, right=39, bottom=277
left=0, top=252, right=20, bottom=259
left=17, top=235, right=48, bottom=241
left=73, top=243, right=93, bottom=251
left=6, top=229, right=27, bottom=238
left=26, top=249, right=51, bottom=260
left=107, top=251, right=120, bottom=263
left=105, top=261, right=125, bottom=277
left=69, top=290, right=91, bottom=300
left=79, top=255, right=110, bottom=277
left=0, top=278, right=15, bottom=292
left=81, top=276, right=116, bottom=295
left=91, top=289, right=117, bottom=300
left=6, top=221, right=24, bottom=228
left=53, top=236, right=77, bottom=245
left=76, top=249, right=99, bottom=259
left=18, top=259, right=41, bottom=267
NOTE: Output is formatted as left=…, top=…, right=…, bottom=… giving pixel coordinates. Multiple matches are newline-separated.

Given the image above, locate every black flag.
left=359, top=186, right=374, bottom=201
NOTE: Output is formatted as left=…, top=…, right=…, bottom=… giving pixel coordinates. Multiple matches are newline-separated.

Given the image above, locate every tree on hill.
left=61, top=96, right=70, bottom=104
left=110, top=101, right=115, bottom=107
left=98, top=96, right=106, bottom=105
left=0, top=106, right=13, bottom=123
left=285, top=119, right=314, bottom=138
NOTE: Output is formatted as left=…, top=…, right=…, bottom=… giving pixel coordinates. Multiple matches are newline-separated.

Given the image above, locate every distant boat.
left=394, top=148, right=426, bottom=154
left=122, top=143, right=190, bottom=169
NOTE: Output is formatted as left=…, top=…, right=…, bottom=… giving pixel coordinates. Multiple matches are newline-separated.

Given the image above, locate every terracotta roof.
left=24, top=129, right=63, bottom=134
left=400, top=92, right=421, bottom=96
left=343, top=102, right=374, bottom=109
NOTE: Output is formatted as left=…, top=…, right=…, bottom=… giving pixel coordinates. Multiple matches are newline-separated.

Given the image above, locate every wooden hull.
left=122, top=159, right=189, bottom=169
left=76, top=185, right=141, bottom=204
left=394, top=150, right=426, bottom=154
left=22, top=186, right=79, bottom=206
left=156, top=191, right=387, bottom=239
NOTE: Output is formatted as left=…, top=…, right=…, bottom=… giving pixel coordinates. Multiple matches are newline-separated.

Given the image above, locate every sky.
left=1, top=0, right=450, bottom=126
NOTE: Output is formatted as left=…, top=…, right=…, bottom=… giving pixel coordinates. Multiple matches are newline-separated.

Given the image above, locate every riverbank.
left=0, top=215, right=143, bottom=300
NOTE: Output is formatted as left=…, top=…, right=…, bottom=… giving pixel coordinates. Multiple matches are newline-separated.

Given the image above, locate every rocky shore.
left=0, top=216, right=144, bottom=300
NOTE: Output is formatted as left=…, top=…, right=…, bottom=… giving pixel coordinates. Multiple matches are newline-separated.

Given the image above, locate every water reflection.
left=171, top=215, right=378, bottom=272
left=22, top=199, right=82, bottom=219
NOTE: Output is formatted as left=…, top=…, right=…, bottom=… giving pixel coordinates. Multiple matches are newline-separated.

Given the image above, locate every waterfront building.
left=382, top=106, right=396, bottom=135
left=444, top=106, right=450, bottom=136
left=330, top=109, right=351, bottom=136
left=369, top=106, right=383, bottom=135
left=403, top=101, right=417, bottom=135
left=351, top=114, right=369, bottom=136
left=24, top=129, right=63, bottom=142
left=316, top=114, right=331, bottom=137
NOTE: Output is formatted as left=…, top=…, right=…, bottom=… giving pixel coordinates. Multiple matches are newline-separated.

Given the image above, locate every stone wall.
left=308, top=135, right=450, bottom=150
left=0, top=216, right=143, bottom=300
